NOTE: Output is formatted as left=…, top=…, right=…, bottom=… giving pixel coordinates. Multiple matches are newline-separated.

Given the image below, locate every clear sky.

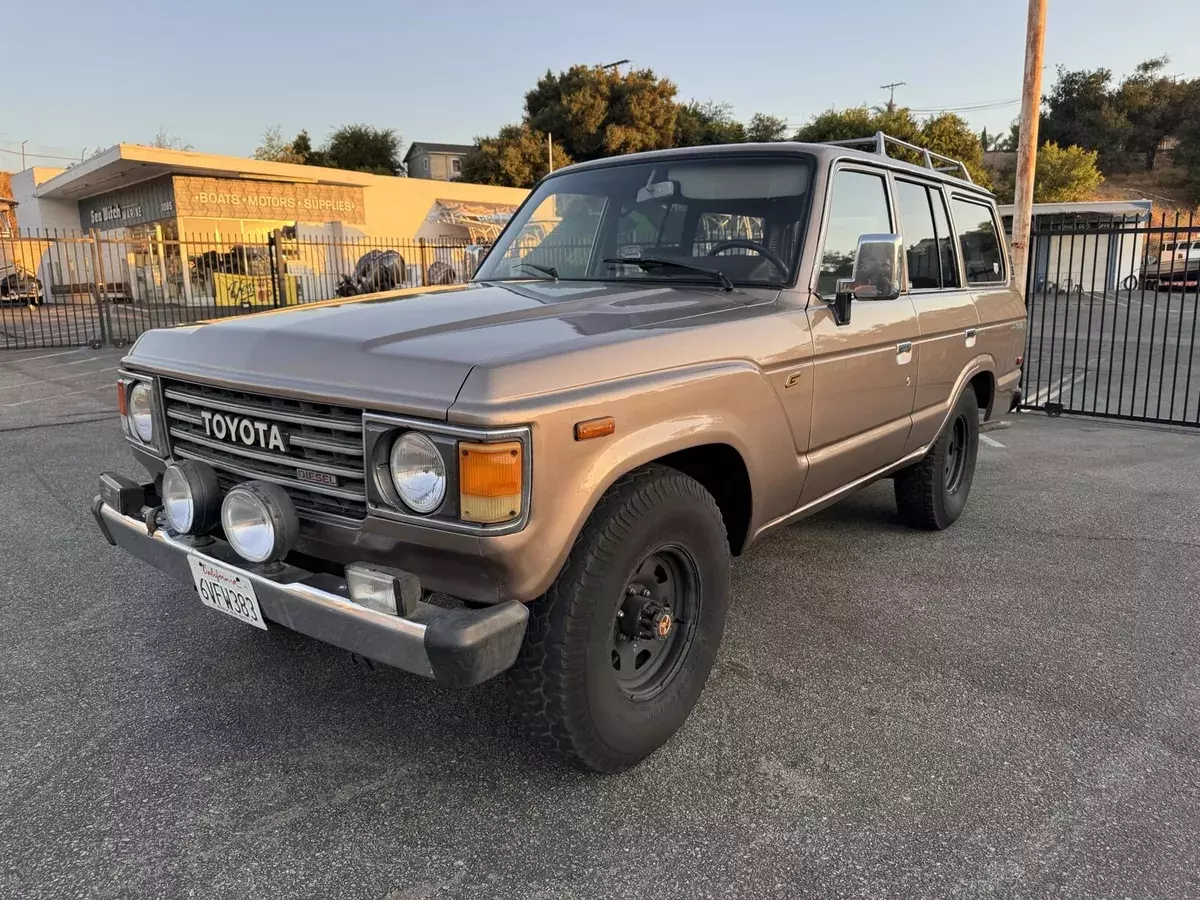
left=4, top=0, right=1199, bottom=169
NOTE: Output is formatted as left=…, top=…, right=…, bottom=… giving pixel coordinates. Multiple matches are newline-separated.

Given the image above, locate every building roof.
left=995, top=199, right=1152, bottom=218
left=34, top=143, right=384, bottom=201
left=403, top=142, right=474, bottom=163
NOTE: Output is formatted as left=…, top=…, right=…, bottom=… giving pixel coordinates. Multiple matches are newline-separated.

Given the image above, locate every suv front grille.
left=161, top=379, right=367, bottom=521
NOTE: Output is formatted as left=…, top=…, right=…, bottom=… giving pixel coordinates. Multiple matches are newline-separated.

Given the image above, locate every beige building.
left=9, top=143, right=527, bottom=304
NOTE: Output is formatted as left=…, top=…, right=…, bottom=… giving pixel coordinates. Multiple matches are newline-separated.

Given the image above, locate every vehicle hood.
left=125, top=281, right=774, bottom=418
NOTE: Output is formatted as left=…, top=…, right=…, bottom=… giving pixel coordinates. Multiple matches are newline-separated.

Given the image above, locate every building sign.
left=213, top=273, right=299, bottom=308
left=78, top=177, right=176, bottom=232
left=174, top=176, right=366, bottom=225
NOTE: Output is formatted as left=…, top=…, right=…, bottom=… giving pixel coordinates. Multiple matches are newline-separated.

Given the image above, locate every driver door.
left=800, top=166, right=918, bottom=506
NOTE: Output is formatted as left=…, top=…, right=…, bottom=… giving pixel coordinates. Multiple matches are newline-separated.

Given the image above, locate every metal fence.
left=1019, top=211, right=1200, bottom=428
left=1, top=229, right=487, bottom=350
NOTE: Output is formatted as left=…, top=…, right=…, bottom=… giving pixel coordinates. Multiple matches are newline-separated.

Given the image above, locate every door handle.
left=965, top=328, right=978, bottom=339
left=965, top=327, right=978, bottom=348
left=897, top=341, right=913, bottom=353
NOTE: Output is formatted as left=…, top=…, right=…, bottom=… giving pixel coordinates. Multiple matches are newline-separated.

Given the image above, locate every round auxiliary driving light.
left=388, top=431, right=446, bottom=514
left=161, top=460, right=222, bottom=535
left=128, top=382, right=155, bottom=443
left=220, top=481, right=299, bottom=564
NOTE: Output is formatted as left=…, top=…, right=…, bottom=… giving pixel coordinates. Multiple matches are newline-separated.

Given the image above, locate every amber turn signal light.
left=574, top=416, right=615, bottom=441
left=459, top=441, right=523, bottom=524
left=116, top=381, right=128, bottom=417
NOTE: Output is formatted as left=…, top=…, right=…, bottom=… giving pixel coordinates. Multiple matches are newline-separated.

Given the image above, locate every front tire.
left=894, top=388, right=980, bottom=530
left=510, top=465, right=730, bottom=773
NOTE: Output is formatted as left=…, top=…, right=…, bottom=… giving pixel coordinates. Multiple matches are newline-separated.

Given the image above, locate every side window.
left=893, top=181, right=940, bottom=289
left=930, top=189, right=961, bottom=288
left=951, top=198, right=1006, bottom=284
left=818, top=169, right=892, bottom=295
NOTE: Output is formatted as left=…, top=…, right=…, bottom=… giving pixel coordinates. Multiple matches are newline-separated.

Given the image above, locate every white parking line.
left=980, top=435, right=1005, bottom=448
left=0, top=383, right=112, bottom=407
left=0, top=365, right=117, bottom=391
left=6, top=348, right=84, bottom=363
left=1029, top=371, right=1088, bottom=407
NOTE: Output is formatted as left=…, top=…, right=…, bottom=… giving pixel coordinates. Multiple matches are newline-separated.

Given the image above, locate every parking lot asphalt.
left=0, top=347, right=126, bottom=431
left=3, top=378, right=1200, bottom=899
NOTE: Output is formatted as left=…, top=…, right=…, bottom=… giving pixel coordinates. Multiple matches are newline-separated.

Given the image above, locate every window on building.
left=893, top=181, right=940, bottom=289
left=951, top=197, right=1005, bottom=284
left=423, top=157, right=429, bottom=173
left=451, top=158, right=462, bottom=174
left=818, top=169, right=892, bottom=295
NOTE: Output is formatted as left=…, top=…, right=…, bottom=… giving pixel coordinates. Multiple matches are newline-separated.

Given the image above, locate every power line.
left=0, top=146, right=85, bottom=164
left=908, top=99, right=1021, bottom=114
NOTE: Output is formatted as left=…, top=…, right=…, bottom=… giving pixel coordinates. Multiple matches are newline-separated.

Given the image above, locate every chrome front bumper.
left=91, top=489, right=529, bottom=688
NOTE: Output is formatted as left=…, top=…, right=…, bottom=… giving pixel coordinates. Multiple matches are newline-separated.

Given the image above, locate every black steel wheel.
left=943, top=414, right=969, bottom=494
left=610, top=546, right=700, bottom=701
left=895, top=388, right=980, bottom=530
left=510, top=465, right=730, bottom=773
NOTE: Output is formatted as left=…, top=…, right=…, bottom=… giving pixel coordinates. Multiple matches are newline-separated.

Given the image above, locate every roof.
left=551, top=141, right=995, bottom=197
left=34, top=143, right=382, bottom=201
left=995, top=200, right=1152, bottom=218
left=403, top=142, right=475, bottom=162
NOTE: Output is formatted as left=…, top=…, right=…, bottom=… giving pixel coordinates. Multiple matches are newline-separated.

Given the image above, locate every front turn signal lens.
left=459, top=440, right=523, bottom=524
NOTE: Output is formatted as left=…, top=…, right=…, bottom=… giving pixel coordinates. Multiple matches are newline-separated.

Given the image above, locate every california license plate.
left=188, top=556, right=268, bottom=630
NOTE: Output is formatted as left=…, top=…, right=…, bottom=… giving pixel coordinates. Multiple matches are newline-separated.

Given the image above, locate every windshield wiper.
left=602, top=256, right=733, bottom=292
left=516, top=262, right=559, bottom=280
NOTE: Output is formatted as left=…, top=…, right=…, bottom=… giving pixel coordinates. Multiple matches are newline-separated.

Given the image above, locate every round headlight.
left=162, top=460, right=221, bottom=535
left=128, top=382, right=154, bottom=443
left=220, top=481, right=299, bottom=564
left=389, top=432, right=446, bottom=514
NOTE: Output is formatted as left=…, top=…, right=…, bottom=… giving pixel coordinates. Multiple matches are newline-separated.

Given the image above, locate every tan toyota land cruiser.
left=93, top=134, right=1025, bottom=772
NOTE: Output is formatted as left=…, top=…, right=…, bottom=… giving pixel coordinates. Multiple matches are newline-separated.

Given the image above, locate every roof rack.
left=823, top=131, right=974, bottom=184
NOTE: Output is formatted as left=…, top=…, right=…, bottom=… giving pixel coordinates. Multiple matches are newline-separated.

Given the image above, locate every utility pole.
left=21, top=140, right=28, bottom=169
left=879, top=82, right=906, bottom=111
left=1011, top=0, right=1048, bottom=299
left=547, top=132, right=554, bottom=174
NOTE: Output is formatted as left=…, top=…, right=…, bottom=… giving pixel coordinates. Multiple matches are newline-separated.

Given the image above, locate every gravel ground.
left=2, top=388, right=1199, bottom=899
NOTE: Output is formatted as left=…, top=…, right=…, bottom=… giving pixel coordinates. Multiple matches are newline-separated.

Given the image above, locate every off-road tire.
left=894, top=388, right=980, bottom=530
left=509, top=465, right=730, bottom=773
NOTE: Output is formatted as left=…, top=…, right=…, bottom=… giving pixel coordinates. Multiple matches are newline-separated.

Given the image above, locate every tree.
left=996, top=121, right=1020, bottom=152
left=1174, top=82, right=1200, bottom=204
left=1040, top=66, right=1131, bottom=171
left=253, top=125, right=305, bottom=164
left=794, top=106, right=992, bottom=187
left=997, top=141, right=1103, bottom=203
left=524, top=65, right=679, bottom=162
left=459, top=125, right=572, bottom=188
left=320, top=124, right=403, bottom=175
left=148, top=127, right=192, bottom=151
left=292, top=130, right=317, bottom=164
left=1116, top=56, right=1186, bottom=171
left=674, top=101, right=746, bottom=147
left=746, top=113, right=790, bottom=143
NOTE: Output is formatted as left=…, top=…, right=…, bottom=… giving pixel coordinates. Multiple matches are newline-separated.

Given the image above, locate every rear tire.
left=509, top=465, right=730, bottom=773
left=894, top=388, right=979, bottom=530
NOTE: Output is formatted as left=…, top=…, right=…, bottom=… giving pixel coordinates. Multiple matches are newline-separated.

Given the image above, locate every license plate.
left=188, top=556, right=268, bottom=630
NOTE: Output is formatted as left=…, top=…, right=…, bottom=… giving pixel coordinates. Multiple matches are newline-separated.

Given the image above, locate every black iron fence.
left=1, top=229, right=487, bottom=350
left=1019, top=212, right=1200, bottom=428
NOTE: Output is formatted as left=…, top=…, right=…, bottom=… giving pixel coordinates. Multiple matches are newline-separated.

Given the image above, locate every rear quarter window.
left=951, top=198, right=1006, bottom=285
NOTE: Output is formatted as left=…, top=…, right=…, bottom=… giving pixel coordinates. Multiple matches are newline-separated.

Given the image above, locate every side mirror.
left=827, top=233, right=904, bottom=326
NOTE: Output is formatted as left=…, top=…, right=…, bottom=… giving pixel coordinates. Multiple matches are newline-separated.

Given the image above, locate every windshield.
left=474, top=155, right=814, bottom=288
